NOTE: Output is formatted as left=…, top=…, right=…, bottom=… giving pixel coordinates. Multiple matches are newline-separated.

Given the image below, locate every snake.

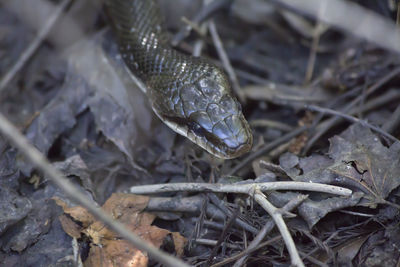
left=104, top=0, right=252, bottom=159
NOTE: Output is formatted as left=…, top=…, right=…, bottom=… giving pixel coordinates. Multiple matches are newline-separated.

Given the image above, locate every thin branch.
left=209, top=20, right=245, bottom=102
left=130, top=181, right=352, bottom=196
left=171, top=0, right=231, bottom=46
left=210, top=236, right=282, bottom=267
left=304, top=104, right=399, bottom=142
left=0, top=112, right=189, bottom=267
left=253, top=189, right=305, bottom=267
left=272, top=0, right=400, bottom=54
left=233, top=194, right=308, bottom=267
left=304, top=66, right=400, bottom=153
left=228, top=126, right=309, bottom=175
left=0, top=0, right=71, bottom=92
left=304, top=22, right=325, bottom=84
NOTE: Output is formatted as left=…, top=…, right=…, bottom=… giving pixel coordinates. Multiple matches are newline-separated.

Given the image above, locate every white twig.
left=233, top=194, right=308, bottom=267
left=0, top=112, right=189, bottom=267
left=130, top=182, right=352, bottom=196
left=253, top=189, right=305, bottom=267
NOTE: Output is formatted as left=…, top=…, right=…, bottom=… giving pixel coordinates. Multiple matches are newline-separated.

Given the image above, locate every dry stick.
left=228, top=125, right=309, bottom=175
left=273, top=0, right=400, bottom=54
left=304, top=22, right=324, bottom=84
left=0, top=0, right=71, bottom=92
left=208, top=193, right=259, bottom=234
left=304, top=66, right=400, bottom=153
left=307, top=89, right=400, bottom=143
left=253, top=190, right=305, bottom=267
left=193, top=238, right=241, bottom=249
left=209, top=21, right=246, bottom=103
left=303, top=104, right=399, bottom=143
left=233, top=194, right=308, bottom=267
left=397, top=2, right=400, bottom=26
left=250, top=119, right=294, bottom=132
left=0, top=113, right=189, bottom=267
left=298, top=251, right=329, bottom=267
left=171, top=0, right=231, bottom=46
left=211, top=236, right=282, bottom=267
left=305, top=89, right=400, bottom=153
left=130, top=182, right=352, bottom=196
left=383, top=104, right=400, bottom=133
left=207, top=207, right=240, bottom=265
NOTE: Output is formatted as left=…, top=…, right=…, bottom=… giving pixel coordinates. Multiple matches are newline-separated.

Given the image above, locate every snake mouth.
left=157, top=112, right=253, bottom=159
left=202, top=123, right=253, bottom=159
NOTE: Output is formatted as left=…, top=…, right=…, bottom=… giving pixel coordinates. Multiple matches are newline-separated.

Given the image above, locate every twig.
left=304, top=22, right=324, bottom=84
left=208, top=193, right=259, bottom=234
left=250, top=119, right=294, bottom=132
left=303, top=104, right=399, bottom=142
left=0, top=112, right=189, bottom=267
left=209, top=21, right=245, bottom=102
left=130, top=181, right=352, bottom=196
left=193, top=238, right=241, bottom=249
left=304, top=66, right=400, bottom=153
left=299, top=251, right=329, bottom=267
left=233, top=194, right=308, bottom=266
left=272, top=0, right=400, bottom=54
left=382, top=104, right=400, bottom=134
left=0, top=0, right=71, bottom=92
left=228, top=126, right=309, bottom=175
left=171, top=0, right=231, bottom=46
left=207, top=208, right=240, bottom=265
left=253, top=189, right=305, bottom=267
left=211, top=236, right=282, bottom=267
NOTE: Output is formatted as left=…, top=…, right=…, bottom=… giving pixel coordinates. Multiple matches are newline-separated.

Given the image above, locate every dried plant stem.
left=228, top=126, right=309, bottom=175
left=130, top=181, right=352, bottom=196
left=209, top=20, right=245, bottom=102
left=0, top=0, right=71, bottom=92
left=211, top=236, right=282, bottom=267
left=304, top=104, right=399, bottom=142
left=253, top=189, right=305, bottom=267
left=233, top=194, right=308, bottom=266
left=0, top=112, right=189, bottom=267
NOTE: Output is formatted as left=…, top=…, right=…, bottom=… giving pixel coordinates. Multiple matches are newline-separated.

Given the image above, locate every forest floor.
left=0, top=0, right=400, bottom=266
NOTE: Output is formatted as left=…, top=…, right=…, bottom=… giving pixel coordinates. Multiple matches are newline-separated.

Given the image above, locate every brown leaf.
left=58, top=214, right=82, bottom=239
left=53, top=197, right=95, bottom=227
left=86, top=240, right=148, bottom=267
left=56, top=193, right=187, bottom=267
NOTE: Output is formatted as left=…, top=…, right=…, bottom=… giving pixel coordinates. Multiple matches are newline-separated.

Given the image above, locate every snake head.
left=150, top=67, right=253, bottom=159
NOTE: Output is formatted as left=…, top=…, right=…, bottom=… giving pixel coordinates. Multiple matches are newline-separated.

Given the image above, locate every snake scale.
left=105, top=0, right=252, bottom=159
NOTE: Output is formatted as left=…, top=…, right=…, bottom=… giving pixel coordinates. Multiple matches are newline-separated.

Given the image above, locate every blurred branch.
left=0, top=0, right=71, bottom=92
left=0, top=112, right=189, bottom=267
left=270, top=0, right=400, bottom=54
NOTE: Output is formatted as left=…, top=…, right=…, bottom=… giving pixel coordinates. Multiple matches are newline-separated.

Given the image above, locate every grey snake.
left=105, top=0, right=252, bottom=159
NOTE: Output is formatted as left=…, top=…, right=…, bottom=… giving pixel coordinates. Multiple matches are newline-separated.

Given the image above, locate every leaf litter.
left=1, top=0, right=400, bottom=266
left=280, top=124, right=400, bottom=209
left=55, top=193, right=186, bottom=267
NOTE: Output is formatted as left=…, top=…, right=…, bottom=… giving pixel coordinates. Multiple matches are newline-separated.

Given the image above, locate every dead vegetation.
left=0, top=0, right=400, bottom=266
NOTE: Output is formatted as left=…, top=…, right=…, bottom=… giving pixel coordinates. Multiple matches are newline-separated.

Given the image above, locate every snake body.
left=105, top=0, right=252, bottom=159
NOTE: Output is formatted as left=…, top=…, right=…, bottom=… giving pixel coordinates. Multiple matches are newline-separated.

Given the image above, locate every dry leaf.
left=58, top=214, right=82, bottom=239
left=328, top=124, right=400, bottom=207
left=55, top=193, right=187, bottom=267
left=283, top=124, right=400, bottom=208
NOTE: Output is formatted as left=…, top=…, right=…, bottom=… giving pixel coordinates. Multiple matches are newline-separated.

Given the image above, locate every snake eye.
left=188, top=121, right=206, bottom=137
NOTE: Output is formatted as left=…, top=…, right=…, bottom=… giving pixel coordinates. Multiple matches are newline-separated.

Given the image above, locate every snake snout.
left=211, top=113, right=253, bottom=159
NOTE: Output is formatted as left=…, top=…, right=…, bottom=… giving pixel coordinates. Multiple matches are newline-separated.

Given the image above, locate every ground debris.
left=56, top=193, right=186, bottom=266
